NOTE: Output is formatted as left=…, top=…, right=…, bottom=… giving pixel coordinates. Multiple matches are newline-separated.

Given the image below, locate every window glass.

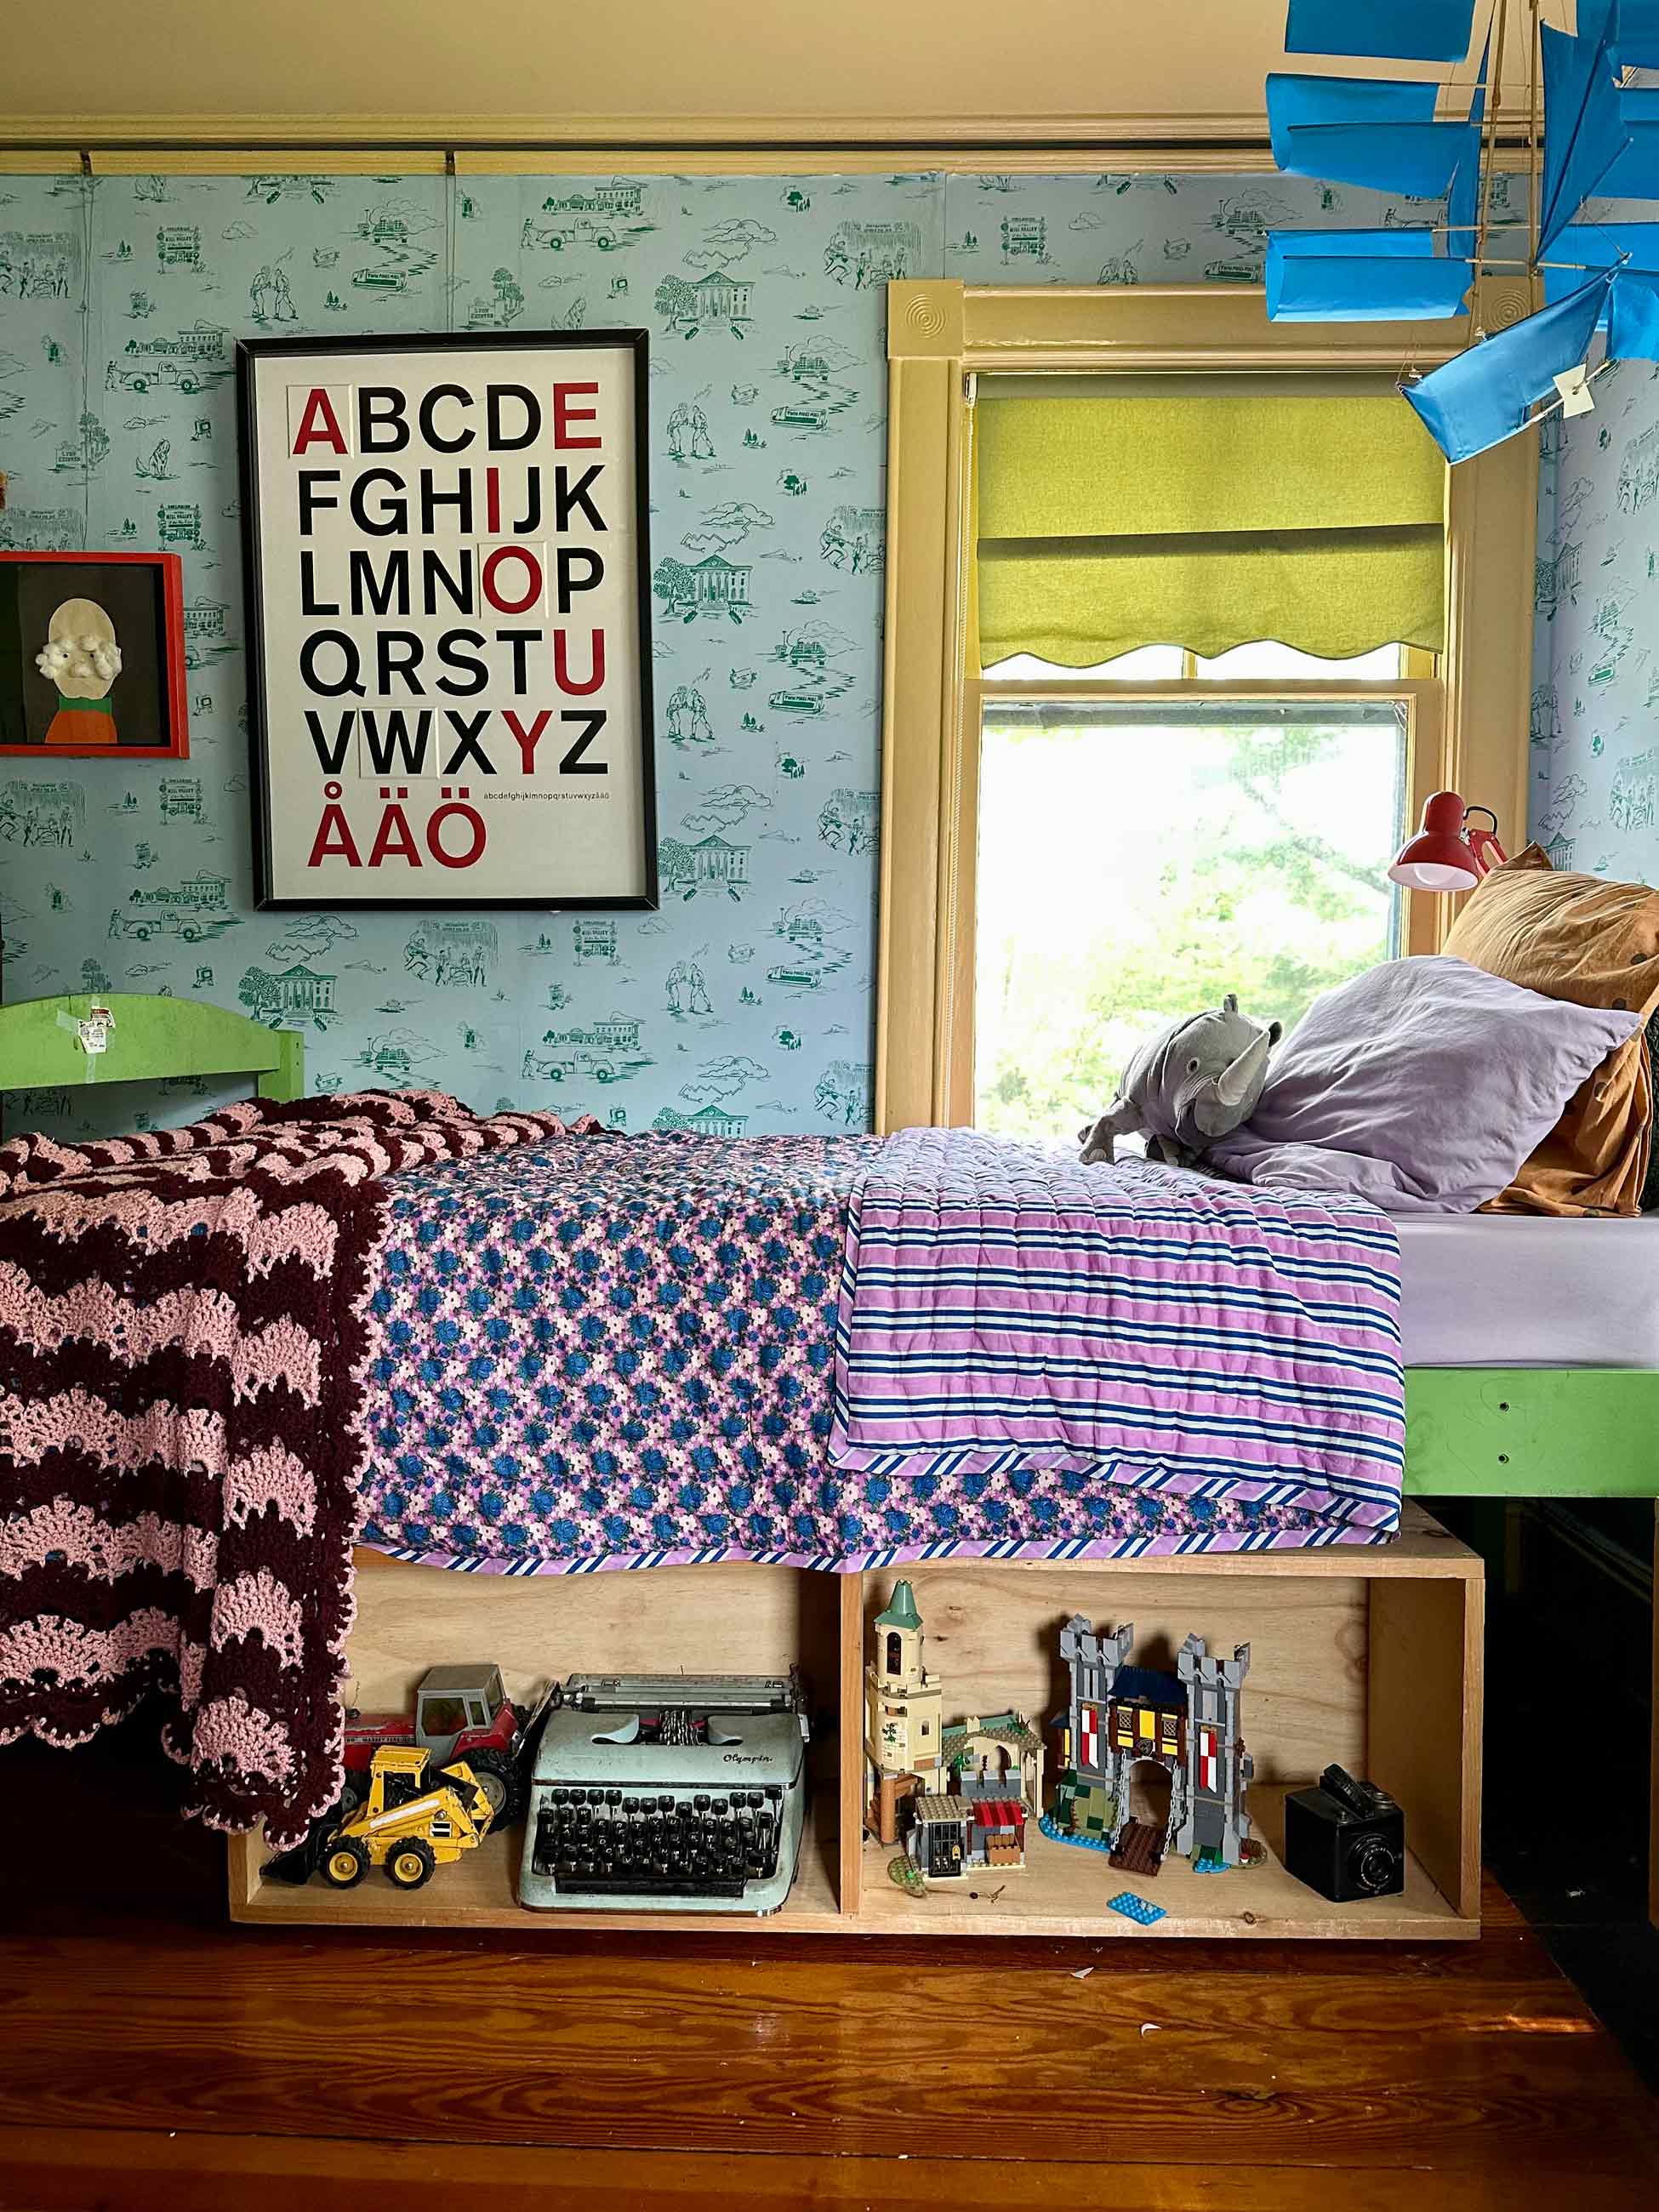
left=1194, top=641, right=1406, bottom=680
left=982, top=645, right=1185, bottom=682
left=974, top=697, right=1407, bottom=1139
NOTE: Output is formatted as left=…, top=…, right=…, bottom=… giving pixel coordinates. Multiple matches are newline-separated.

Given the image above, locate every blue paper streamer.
left=1539, top=3, right=1627, bottom=255
left=1267, top=229, right=1473, bottom=320
left=1598, top=86, right=1659, bottom=197
left=1542, top=224, right=1659, bottom=313
left=1268, top=73, right=1474, bottom=198
left=1613, top=0, right=1659, bottom=69
left=1608, top=266, right=1659, bottom=359
left=1404, top=270, right=1616, bottom=462
left=1284, top=0, right=1477, bottom=65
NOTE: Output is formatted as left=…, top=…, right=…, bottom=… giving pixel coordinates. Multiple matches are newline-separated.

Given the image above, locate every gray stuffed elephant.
left=1079, top=994, right=1281, bottom=1169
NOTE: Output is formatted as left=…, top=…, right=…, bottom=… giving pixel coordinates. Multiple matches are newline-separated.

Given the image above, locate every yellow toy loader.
left=320, top=1745, right=496, bottom=1891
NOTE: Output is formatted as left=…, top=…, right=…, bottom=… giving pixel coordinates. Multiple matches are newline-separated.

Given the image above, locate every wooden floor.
left=2, top=1726, right=1656, bottom=2210
left=2, top=1883, right=1656, bottom=2209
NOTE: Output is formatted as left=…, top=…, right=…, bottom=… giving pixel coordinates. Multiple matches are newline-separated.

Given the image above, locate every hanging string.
left=443, top=153, right=458, bottom=334
left=78, top=164, right=94, bottom=556
left=1474, top=0, right=1512, bottom=306
left=1528, top=0, right=1542, bottom=275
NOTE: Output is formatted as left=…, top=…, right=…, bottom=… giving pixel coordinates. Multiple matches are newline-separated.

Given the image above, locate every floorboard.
left=0, top=1886, right=1654, bottom=2208
left=0, top=1726, right=1654, bottom=2209
left=3, top=2126, right=1655, bottom=2212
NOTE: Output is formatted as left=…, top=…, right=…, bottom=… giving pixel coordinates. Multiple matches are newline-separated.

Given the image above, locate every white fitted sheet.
left=1397, top=1214, right=1659, bottom=1367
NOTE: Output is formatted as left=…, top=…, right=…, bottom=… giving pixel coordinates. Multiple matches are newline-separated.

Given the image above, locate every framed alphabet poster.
left=237, top=331, right=657, bottom=909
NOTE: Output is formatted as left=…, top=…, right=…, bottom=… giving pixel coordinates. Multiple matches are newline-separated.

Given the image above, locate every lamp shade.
left=1389, top=790, right=1482, bottom=891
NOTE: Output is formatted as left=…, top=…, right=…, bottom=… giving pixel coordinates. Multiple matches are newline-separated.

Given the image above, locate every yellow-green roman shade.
left=976, top=386, right=1446, bottom=669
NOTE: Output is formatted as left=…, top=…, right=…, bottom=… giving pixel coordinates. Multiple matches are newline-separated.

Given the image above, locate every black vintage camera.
left=1283, top=1764, right=1405, bottom=1902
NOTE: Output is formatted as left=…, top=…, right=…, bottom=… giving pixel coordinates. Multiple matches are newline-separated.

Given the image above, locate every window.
left=886, top=1631, right=902, bottom=1675
left=878, top=282, right=1536, bottom=1132
left=968, top=374, right=1439, bottom=1138
left=974, top=681, right=1411, bottom=1137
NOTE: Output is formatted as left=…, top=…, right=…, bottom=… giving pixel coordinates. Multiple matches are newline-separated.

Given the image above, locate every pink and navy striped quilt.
left=362, top=1125, right=1404, bottom=1578
left=828, top=1127, right=1404, bottom=1553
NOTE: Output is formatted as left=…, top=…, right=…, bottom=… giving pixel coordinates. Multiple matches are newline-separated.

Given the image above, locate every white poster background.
left=247, top=339, right=649, bottom=905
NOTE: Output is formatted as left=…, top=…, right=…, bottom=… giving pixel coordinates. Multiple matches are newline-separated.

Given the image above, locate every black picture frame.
left=237, top=329, right=658, bottom=912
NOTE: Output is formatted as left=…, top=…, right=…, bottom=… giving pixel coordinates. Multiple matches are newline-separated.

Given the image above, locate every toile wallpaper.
left=2, top=163, right=1487, bottom=1138
left=1532, top=358, right=1659, bottom=889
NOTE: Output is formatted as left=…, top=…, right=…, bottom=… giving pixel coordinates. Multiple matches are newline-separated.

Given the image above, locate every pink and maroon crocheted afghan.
left=0, top=1090, right=596, bottom=1847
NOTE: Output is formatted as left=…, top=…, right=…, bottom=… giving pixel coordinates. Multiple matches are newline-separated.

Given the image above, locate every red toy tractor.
left=341, top=1663, right=532, bottom=1822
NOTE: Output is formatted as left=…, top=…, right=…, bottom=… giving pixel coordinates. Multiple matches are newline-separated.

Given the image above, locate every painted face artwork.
left=36, top=597, right=122, bottom=747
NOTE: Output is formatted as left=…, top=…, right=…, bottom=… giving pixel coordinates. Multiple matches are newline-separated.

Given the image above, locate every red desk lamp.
left=1388, top=792, right=1508, bottom=893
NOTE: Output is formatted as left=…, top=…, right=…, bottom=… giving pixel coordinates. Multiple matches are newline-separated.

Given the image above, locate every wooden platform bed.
left=2, top=992, right=1655, bottom=1941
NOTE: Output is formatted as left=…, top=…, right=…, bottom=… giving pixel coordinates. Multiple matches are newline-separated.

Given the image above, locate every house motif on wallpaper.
left=182, top=601, right=231, bottom=664
left=545, top=180, right=647, bottom=219
left=691, top=268, right=752, bottom=320
left=653, top=553, right=753, bottom=621
left=110, top=874, right=236, bottom=942
left=655, top=269, right=753, bottom=334
left=525, top=1013, right=651, bottom=1084
left=1542, top=830, right=1577, bottom=869
left=652, top=1102, right=749, bottom=1137
left=238, top=963, right=336, bottom=1025
left=659, top=834, right=750, bottom=900
left=405, top=920, right=497, bottom=989
left=118, top=319, right=228, bottom=370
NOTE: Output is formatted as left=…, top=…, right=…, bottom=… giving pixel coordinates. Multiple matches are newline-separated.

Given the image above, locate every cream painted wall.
left=0, top=0, right=1553, bottom=145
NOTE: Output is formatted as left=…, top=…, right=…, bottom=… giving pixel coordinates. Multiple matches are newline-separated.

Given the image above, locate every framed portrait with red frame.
left=0, top=550, right=189, bottom=760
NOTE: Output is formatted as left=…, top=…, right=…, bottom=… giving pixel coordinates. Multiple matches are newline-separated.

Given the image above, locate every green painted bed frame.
left=0, top=991, right=305, bottom=1106
left=0, top=990, right=1650, bottom=1502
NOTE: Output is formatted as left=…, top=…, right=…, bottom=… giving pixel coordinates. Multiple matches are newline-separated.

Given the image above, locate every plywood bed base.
left=229, top=1504, right=1486, bottom=1943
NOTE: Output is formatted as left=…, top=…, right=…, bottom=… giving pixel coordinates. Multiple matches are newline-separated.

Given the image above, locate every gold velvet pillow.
left=1440, top=845, right=1659, bottom=1215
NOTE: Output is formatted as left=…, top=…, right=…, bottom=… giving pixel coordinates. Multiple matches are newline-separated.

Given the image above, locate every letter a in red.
left=292, top=388, right=349, bottom=457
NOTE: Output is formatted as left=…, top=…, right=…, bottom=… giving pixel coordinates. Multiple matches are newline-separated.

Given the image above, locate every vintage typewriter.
left=518, top=1671, right=809, bottom=1915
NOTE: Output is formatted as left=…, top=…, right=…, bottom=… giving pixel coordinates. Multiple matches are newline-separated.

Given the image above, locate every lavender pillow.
left=1206, top=956, right=1644, bottom=1215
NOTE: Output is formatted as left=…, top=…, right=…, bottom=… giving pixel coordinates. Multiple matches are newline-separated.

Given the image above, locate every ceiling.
left=0, top=0, right=1561, bottom=151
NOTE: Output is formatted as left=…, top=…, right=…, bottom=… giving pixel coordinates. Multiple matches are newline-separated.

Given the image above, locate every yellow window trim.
left=877, top=278, right=1539, bottom=1133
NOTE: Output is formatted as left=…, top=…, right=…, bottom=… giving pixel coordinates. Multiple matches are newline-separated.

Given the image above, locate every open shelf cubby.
left=228, top=1503, right=1483, bottom=1941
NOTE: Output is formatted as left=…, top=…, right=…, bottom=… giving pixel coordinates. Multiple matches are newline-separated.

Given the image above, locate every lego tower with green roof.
left=864, top=1578, right=944, bottom=1846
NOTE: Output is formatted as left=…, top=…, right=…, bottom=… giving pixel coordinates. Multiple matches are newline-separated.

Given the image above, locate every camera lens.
left=1353, top=1838, right=1399, bottom=1895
